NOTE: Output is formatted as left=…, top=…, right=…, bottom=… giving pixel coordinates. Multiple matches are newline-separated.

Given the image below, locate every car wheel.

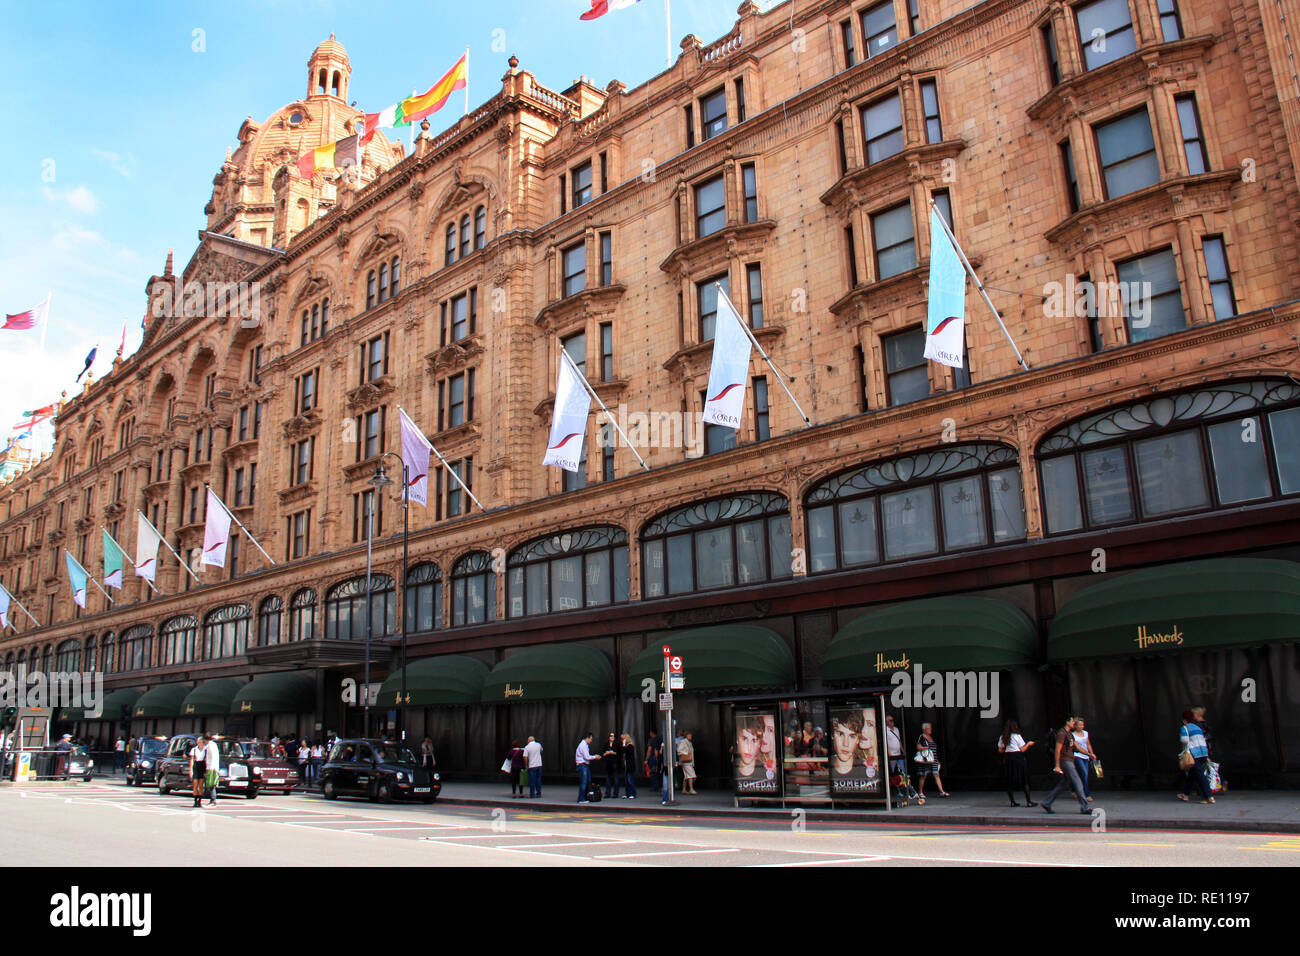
left=375, top=782, right=393, bottom=804
left=158, top=776, right=171, bottom=796
left=245, top=790, right=257, bottom=800
left=421, top=795, right=436, bottom=804
left=85, top=773, right=93, bottom=783
left=322, top=779, right=338, bottom=801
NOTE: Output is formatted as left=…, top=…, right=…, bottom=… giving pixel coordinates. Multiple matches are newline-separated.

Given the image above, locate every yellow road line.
left=987, top=839, right=1055, bottom=844
left=1239, top=846, right=1300, bottom=852
left=1106, top=842, right=1175, bottom=848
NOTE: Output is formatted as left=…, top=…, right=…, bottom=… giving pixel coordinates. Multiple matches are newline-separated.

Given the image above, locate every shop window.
left=507, top=526, right=629, bottom=617
left=202, top=604, right=250, bottom=660
left=405, top=563, right=443, bottom=633
left=325, top=574, right=395, bottom=641
left=289, top=588, right=316, bottom=641
left=451, top=551, right=496, bottom=626
left=258, top=595, right=283, bottom=646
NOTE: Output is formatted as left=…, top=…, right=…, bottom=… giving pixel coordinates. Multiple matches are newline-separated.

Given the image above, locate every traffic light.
left=1, top=707, right=15, bottom=730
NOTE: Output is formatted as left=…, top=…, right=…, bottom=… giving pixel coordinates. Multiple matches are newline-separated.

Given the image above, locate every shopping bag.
left=500, top=758, right=512, bottom=773
left=1092, top=759, right=1103, bottom=779
left=1206, top=761, right=1223, bottom=794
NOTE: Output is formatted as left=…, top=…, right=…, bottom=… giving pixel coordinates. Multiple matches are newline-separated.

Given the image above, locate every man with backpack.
left=1041, top=717, right=1090, bottom=814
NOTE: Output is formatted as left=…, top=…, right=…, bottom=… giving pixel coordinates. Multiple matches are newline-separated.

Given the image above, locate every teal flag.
left=102, top=530, right=124, bottom=589
left=924, top=206, right=967, bottom=369
left=64, top=550, right=88, bottom=609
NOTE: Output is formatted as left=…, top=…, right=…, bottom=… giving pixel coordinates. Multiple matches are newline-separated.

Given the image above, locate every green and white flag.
left=102, top=529, right=124, bottom=589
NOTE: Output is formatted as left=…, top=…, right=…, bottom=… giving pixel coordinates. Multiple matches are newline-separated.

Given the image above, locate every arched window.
left=320, top=298, right=329, bottom=336
left=159, top=615, right=197, bottom=667
left=120, top=625, right=153, bottom=672
left=507, top=527, right=629, bottom=617
left=41, top=645, right=52, bottom=673
left=389, top=256, right=401, bottom=298
left=474, top=206, right=486, bottom=250
left=202, top=604, right=250, bottom=659
left=805, top=443, right=1026, bottom=573
left=4, top=652, right=13, bottom=674
left=366, top=270, right=377, bottom=310
left=459, top=214, right=471, bottom=258
left=84, top=635, right=97, bottom=672
left=100, top=633, right=115, bottom=675
left=55, top=639, right=80, bottom=671
left=289, top=588, right=317, bottom=642
left=331, top=70, right=340, bottom=96
left=15, top=649, right=25, bottom=672
left=311, top=303, right=319, bottom=340
left=405, top=563, right=442, bottom=633
left=451, top=552, right=496, bottom=626
left=1037, top=379, right=1300, bottom=534
left=325, top=574, right=395, bottom=640
left=641, top=493, right=792, bottom=598
left=377, top=262, right=389, bottom=304
left=445, top=223, right=457, bottom=266
left=300, top=309, right=310, bottom=345
left=258, top=595, right=283, bottom=646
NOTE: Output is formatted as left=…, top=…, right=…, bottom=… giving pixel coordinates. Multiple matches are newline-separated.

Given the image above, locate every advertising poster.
left=733, top=712, right=780, bottom=796
left=828, top=705, right=881, bottom=797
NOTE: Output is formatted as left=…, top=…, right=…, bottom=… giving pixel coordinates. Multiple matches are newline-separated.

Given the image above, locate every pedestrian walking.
left=114, top=736, right=126, bottom=774
left=204, top=733, right=220, bottom=806
left=523, top=735, right=543, bottom=798
left=505, top=740, right=526, bottom=798
left=310, top=741, right=324, bottom=783
left=914, top=723, right=949, bottom=800
left=1178, top=710, right=1214, bottom=804
left=1041, top=717, right=1090, bottom=814
left=1071, top=717, right=1098, bottom=802
left=676, top=731, right=697, bottom=795
left=646, top=730, right=662, bottom=793
left=297, top=739, right=310, bottom=783
left=420, top=736, right=436, bottom=776
left=189, top=735, right=207, bottom=808
left=620, top=733, right=638, bottom=799
left=575, top=732, right=599, bottom=804
left=602, top=732, right=621, bottom=798
left=997, top=720, right=1036, bottom=807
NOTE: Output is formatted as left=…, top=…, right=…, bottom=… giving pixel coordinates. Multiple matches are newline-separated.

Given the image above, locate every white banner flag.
left=702, top=289, right=753, bottom=430
left=398, top=407, right=432, bottom=507
left=543, top=355, right=591, bottom=472
left=0, top=585, right=9, bottom=630
left=134, top=511, right=163, bottom=583
left=201, top=488, right=232, bottom=568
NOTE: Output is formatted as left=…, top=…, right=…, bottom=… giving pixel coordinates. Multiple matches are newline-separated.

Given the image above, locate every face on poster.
left=828, top=706, right=880, bottom=795
left=734, top=712, right=779, bottom=795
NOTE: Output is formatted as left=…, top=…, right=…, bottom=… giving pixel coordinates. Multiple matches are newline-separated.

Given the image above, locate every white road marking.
left=491, top=839, right=634, bottom=849
left=595, top=848, right=742, bottom=859
left=755, top=856, right=893, bottom=866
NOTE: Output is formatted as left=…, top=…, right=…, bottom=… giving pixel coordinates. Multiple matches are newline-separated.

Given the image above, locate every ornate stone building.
left=2, top=2, right=1298, bottom=788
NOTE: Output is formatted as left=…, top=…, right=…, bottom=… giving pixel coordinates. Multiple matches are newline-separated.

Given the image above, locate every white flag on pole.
left=201, top=488, right=232, bottom=568
left=543, top=355, right=591, bottom=472
left=398, top=407, right=432, bottom=507
left=0, top=584, right=9, bottom=630
left=134, top=511, right=163, bottom=583
left=702, top=289, right=753, bottom=430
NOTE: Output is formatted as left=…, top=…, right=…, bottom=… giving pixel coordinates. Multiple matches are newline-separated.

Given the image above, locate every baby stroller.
left=890, top=759, right=921, bottom=806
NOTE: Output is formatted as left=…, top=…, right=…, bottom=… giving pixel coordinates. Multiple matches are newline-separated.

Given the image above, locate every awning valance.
left=132, top=682, right=192, bottom=718
left=481, top=645, right=612, bottom=703
left=180, top=678, right=247, bottom=717
left=624, top=626, right=795, bottom=695
left=379, top=655, right=489, bottom=707
left=229, top=672, right=316, bottom=715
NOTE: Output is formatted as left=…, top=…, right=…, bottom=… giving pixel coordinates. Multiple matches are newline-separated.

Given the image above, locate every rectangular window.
left=753, top=376, right=770, bottom=441
left=291, top=510, right=309, bottom=559
left=1157, top=0, right=1183, bottom=41
left=188, top=486, right=199, bottom=524
left=872, top=200, right=917, bottom=280
left=1117, top=247, right=1185, bottom=342
left=572, top=160, right=593, bottom=209
left=248, top=462, right=257, bottom=506
left=932, top=188, right=953, bottom=234
left=253, top=401, right=263, bottom=439
left=362, top=408, right=385, bottom=460
left=746, top=263, right=764, bottom=329
left=599, top=151, right=608, bottom=193
left=861, top=1, right=899, bottom=58
left=562, top=242, right=586, bottom=297
left=845, top=223, right=860, bottom=287
left=1043, top=23, right=1061, bottom=86
left=697, top=274, right=730, bottom=342
left=600, top=425, right=615, bottom=482
left=600, top=323, right=614, bottom=382
left=563, top=442, right=588, bottom=493
left=701, top=87, right=728, bottom=140
left=559, top=173, right=567, bottom=216
left=448, top=291, right=473, bottom=343
left=448, top=373, right=467, bottom=428
left=702, top=390, right=738, bottom=455
left=445, top=225, right=456, bottom=265
left=294, top=437, right=314, bottom=484
left=842, top=19, right=857, bottom=67
left=861, top=94, right=904, bottom=165
left=883, top=327, right=929, bottom=406
left=1202, top=236, right=1237, bottom=319
left=363, top=333, right=388, bottom=383
left=1061, top=141, right=1081, bottom=213
left=836, top=119, right=849, bottom=175
left=1075, top=0, right=1137, bottom=71
left=599, top=231, right=613, bottom=286
left=741, top=164, right=758, bottom=222
left=695, top=175, right=726, bottom=238
left=295, top=369, right=317, bottom=414
left=920, top=79, right=942, bottom=143
left=1095, top=109, right=1159, bottom=199
left=238, top=406, right=249, bottom=442
left=562, top=331, right=587, bottom=377
left=685, top=103, right=695, bottom=149
left=447, top=458, right=472, bottom=517
left=233, top=468, right=245, bottom=507
left=1078, top=272, right=1104, bottom=352
left=908, top=0, right=920, bottom=34
left=1175, top=94, right=1209, bottom=175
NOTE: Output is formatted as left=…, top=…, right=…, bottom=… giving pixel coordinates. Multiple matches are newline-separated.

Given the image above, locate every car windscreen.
left=216, top=740, right=245, bottom=759
left=138, top=739, right=168, bottom=756
left=378, top=746, right=417, bottom=765
left=242, top=743, right=269, bottom=758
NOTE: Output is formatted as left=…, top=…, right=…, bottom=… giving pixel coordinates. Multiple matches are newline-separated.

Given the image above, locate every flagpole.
left=464, top=47, right=470, bottom=117
left=204, top=485, right=276, bottom=566
left=139, top=509, right=200, bottom=583
left=928, top=199, right=1030, bottom=371
left=102, top=526, right=157, bottom=592
left=410, top=88, right=417, bottom=152
left=560, top=349, right=651, bottom=471
left=715, top=284, right=813, bottom=428
left=666, top=0, right=673, bottom=68
left=0, top=583, right=41, bottom=628
left=68, top=550, right=114, bottom=605
left=39, top=292, right=50, bottom=350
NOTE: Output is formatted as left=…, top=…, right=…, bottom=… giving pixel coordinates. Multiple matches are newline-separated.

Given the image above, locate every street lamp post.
left=371, top=454, right=406, bottom=740
left=363, top=490, right=375, bottom=738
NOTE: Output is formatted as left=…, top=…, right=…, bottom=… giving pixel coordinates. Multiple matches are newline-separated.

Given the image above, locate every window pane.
left=643, top=539, right=665, bottom=597
left=547, top=555, right=581, bottom=612
left=1097, top=111, right=1158, bottom=198
left=862, top=95, right=903, bottom=164
left=526, top=563, right=548, bottom=615
left=768, top=514, right=792, bottom=579
left=1081, top=447, right=1134, bottom=524
left=1135, top=431, right=1209, bottom=515
left=667, top=534, right=693, bottom=594
left=584, top=551, right=611, bottom=607
left=988, top=467, right=1027, bottom=541
left=467, top=575, right=487, bottom=624
left=808, top=506, right=837, bottom=572
left=612, top=547, right=630, bottom=602
left=1266, top=406, right=1300, bottom=494
left=1118, top=249, right=1184, bottom=342
left=881, top=488, right=937, bottom=560
left=837, top=500, right=879, bottom=566
left=694, top=527, right=735, bottom=590
left=1076, top=0, right=1136, bottom=69
left=888, top=367, right=930, bottom=406
left=735, top=519, right=767, bottom=585
left=884, top=327, right=924, bottom=371
left=1208, top=419, right=1271, bottom=504
left=940, top=476, right=987, bottom=549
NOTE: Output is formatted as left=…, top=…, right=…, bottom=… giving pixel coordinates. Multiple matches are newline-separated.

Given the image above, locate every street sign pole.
left=662, top=645, right=674, bottom=805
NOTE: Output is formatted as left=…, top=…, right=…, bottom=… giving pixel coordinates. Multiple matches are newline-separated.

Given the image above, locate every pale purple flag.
left=134, top=511, right=163, bottom=583
left=200, top=489, right=232, bottom=568
left=702, top=289, right=753, bottom=430
left=543, top=355, right=591, bottom=472
left=398, top=407, right=432, bottom=507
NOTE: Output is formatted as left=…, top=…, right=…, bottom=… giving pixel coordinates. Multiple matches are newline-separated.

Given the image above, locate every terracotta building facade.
left=3, top=1, right=1299, bottom=790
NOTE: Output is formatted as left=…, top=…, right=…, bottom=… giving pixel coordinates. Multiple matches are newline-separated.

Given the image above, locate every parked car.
left=320, top=739, right=440, bottom=803
left=155, top=734, right=260, bottom=800
left=239, top=740, right=302, bottom=794
left=125, top=736, right=169, bottom=786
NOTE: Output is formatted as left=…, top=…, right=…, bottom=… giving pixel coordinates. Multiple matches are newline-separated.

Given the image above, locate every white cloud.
left=91, top=147, right=138, bottom=178
left=41, top=184, right=100, bottom=215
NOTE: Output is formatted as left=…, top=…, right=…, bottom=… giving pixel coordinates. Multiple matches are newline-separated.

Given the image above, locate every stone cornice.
left=534, top=285, right=627, bottom=334
left=659, top=220, right=776, bottom=275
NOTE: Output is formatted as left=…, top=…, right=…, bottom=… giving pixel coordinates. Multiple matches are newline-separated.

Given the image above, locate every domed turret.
left=308, top=34, right=351, bottom=101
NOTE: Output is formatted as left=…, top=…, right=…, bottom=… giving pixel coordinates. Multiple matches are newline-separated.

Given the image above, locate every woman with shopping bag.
left=1177, top=710, right=1214, bottom=804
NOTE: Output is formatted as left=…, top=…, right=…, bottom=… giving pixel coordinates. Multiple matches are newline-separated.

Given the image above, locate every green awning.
left=132, top=683, right=192, bottom=718
left=230, top=672, right=316, bottom=715
left=97, top=688, right=143, bottom=721
left=823, top=596, right=1038, bottom=682
left=1048, top=557, right=1300, bottom=662
left=180, top=678, right=248, bottom=717
left=481, top=645, right=612, bottom=703
left=624, top=626, right=795, bottom=695
left=379, top=656, right=489, bottom=707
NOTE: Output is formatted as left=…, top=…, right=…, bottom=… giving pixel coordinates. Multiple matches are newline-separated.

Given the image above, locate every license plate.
left=413, top=787, right=431, bottom=793
left=230, top=780, right=246, bottom=787
left=267, top=778, right=284, bottom=784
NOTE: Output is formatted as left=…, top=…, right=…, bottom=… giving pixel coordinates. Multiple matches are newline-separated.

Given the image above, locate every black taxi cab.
left=319, top=739, right=439, bottom=803
left=125, top=735, right=169, bottom=786
left=155, top=734, right=261, bottom=799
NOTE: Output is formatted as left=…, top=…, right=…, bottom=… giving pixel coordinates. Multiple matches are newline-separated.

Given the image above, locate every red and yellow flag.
left=399, top=52, right=468, bottom=126
left=296, top=133, right=363, bottom=179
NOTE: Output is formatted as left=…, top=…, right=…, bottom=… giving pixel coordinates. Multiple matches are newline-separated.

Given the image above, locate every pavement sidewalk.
left=431, top=780, right=1300, bottom=833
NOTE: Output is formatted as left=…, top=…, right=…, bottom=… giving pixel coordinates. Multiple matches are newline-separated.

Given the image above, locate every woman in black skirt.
left=998, top=720, right=1037, bottom=807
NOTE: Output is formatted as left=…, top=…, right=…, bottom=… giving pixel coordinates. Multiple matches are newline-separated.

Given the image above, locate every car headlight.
left=395, top=772, right=407, bottom=783
left=88, top=760, right=94, bottom=768
left=251, top=766, right=261, bottom=776
left=433, top=773, right=441, bottom=781
left=140, top=760, right=152, bottom=768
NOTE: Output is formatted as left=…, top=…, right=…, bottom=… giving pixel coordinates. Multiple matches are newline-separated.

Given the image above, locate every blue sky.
left=0, top=0, right=744, bottom=452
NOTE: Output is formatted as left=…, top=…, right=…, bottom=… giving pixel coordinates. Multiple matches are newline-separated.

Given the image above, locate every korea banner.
left=543, top=355, right=591, bottom=472
left=0, top=585, right=10, bottom=630
left=200, top=488, right=232, bottom=568
left=924, top=206, right=967, bottom=369
left=134, top=511, right=163, bottom=583
left=398, top=407, right=432, bottom=507
left=702, top=289, right=753, bottom=429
